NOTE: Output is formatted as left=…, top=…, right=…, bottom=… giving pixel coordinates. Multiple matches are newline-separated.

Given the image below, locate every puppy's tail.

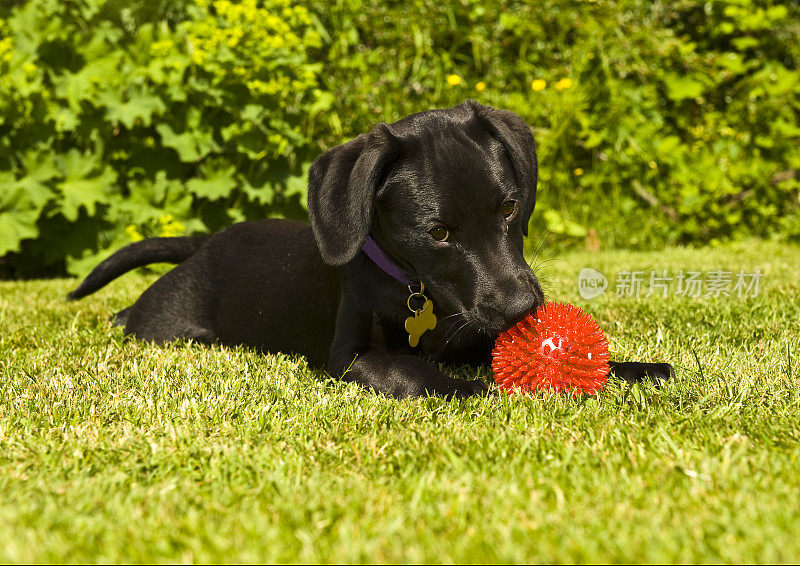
left=67, top=236, right=207, bottom=301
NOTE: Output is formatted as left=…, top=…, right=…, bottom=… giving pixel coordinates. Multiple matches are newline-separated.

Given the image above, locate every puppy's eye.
left=501, top=200, right=517, bottom=219
left=428, top=226, right=449, bottom=242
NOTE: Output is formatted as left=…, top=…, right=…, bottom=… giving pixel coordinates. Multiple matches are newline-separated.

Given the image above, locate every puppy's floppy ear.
left=471, top=102, right=538, bottom=236
left=307, top=124, right=399, bottom=265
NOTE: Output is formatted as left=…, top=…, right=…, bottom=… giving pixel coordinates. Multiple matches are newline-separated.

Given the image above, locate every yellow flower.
left=531, top=79, right=547, bottom=91
left=475, top=81, right=486, bottom=92
left=0, top=38, right=12, bottom=58
left=126, top=225, right=144, bottom=242
left=648, top=161, right=658, bottom=170
left=150, top=39, right=174, bottom=56
left=574, top=168, right=584, bottom=176
left=446, top=74, right=462, bottom=86
left=158, top=214, right=186, bottom=238
left=555, top=78, right=573, bottom=90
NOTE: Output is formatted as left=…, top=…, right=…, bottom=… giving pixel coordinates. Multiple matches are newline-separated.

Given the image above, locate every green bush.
left=0, top=0, right=798, bottom=278
left=0, top=0, right=329, bottom=277
left=309, top=0, right=800, bottom=248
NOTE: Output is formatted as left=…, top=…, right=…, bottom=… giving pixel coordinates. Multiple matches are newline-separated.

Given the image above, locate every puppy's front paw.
left=411, top=373, right=489, bottom=400
left=609, top=361, right=675, bottom=384
left=439, top=377, right=490, bottom=400
left=342, top=352, right=490, bottom=399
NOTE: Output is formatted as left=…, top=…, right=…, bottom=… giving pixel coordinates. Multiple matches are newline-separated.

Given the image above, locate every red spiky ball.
left=491, top=301, right=610, bottom=395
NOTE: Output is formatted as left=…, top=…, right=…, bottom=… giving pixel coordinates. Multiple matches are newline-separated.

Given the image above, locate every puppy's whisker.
left=439, top=311, right=472, bottom=345
left=441, top=314, right=467, bottom=336
left=527, top=227, right=555, bottom=265
left=437, top=312, right=465, bottom=324
left=530, top=256, right=559, bottom=270
left=443, top=320, right=471, bottom=351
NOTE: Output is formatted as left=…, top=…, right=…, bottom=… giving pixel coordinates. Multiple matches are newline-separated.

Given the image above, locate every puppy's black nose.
left=502, top=273, right=544, bottom=325
left=502, top=293, right=542, bottom=325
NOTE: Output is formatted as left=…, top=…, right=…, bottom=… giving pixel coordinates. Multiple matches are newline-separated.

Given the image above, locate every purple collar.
left=361, top=235, right=418, bottom=286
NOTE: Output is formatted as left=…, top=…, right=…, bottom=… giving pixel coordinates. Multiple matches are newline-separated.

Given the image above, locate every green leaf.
left=61, top=148, right=101, bottom=180
left=156, top=123, right=219, bottom=162
left=52, top=54, right=123, bottom=112
left=717, top=52, right=747, bottom=76
left=241, top=178, right=275, bottom=206
left=663, top=73, right=705, bottom=101
left=52, top=107, right=80, bottom=132
left=654, top=136, right=681, bottom=159
left=0, top=208, right=39, bottom=256
left=124, top=171, right=193, bottom=223
left=56, top=151, right=117, bottom=221
left=0, top=173, right=53, bottom=211
left=0, top=172, right=43, bottom=255
left=762, top=65, right=799, bottom=96
left=20, top=149, right=60, bottom=184
left=15, top=177, right=54, bottom=209
left=285, top=162, right=311, bottom=208
left=102, top=91, right=167, bottom=129
left=772, top=119, right=800, bottom=138
left=731, top=37, right=759, bottom=51
left=59, top=173, right=114, bottom=221
left=308, top=90, right=334, bottom=115
left=240, top=104, right=265, bottom=122
left=542, top=208, right=587, bottom=237
left=186, top=163, right=237, bottom=201
left=0, top=173, right=17, bottom=204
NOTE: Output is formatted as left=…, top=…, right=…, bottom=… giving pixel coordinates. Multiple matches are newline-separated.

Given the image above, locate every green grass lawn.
left=1, top=240, right=799, bottom=563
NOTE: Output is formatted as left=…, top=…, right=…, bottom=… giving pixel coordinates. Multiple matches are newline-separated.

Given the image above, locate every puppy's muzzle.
left=480, top=270, right=544, bottom=331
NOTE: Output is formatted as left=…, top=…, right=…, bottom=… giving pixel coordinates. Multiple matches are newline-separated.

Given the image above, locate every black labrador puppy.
left=69, top=100, right=673, bottom=398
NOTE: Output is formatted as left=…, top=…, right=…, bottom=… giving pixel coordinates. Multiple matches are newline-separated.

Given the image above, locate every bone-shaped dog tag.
left=404, top=299, right=437, bottom=347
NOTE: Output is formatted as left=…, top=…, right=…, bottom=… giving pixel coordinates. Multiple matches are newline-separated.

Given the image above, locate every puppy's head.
left=308, top=100, right=544, bottom=334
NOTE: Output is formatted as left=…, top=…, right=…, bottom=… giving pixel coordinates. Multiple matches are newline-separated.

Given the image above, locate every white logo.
left=540, top=337, right=563, bottom=354
left=578, top=268, right=608, bottom=300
